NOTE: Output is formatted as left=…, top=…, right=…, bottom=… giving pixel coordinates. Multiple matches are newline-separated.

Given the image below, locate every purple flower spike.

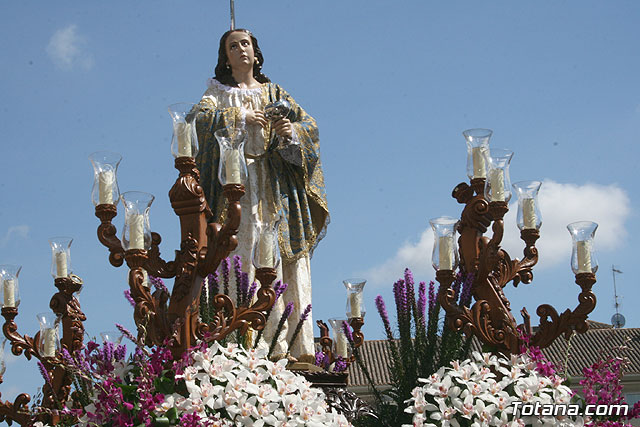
left=149, top=275, right=168, bottom=294
left=300, top=304, right=312, bottom=322
left=417, top=281, right=427, bottom=323
left=284, top=302, right=294, bottom=318
left=428, top=281, right=436, bottom=313
left=221, top=257, right=231, bottom=295
left=393, top=279, right=409, bottom=321
left=208, top=271, right=219, bottom=296
left=239, top=272, right=250, bottom=305
left=115, top=323, right=137, bottom=344
left=404, top=268, right=416, bottom=307
left=37, top=361, right=53, bottom=387
left=123, top=289, right=135, bottom=307
left=452, top=272, right=463, bottom=302
left=333, top=356, right=348, bottom=373
left=275, top=281, right=288, bottom=300
left=233, top=255, right=243, bottom=285
left=460, top=272, right=474, bottom=306
left=315, top=350, right=328, bottom=368
left=342, top=320, right=354, bottom=343
left=247, top=281, right=258, bottom=301
left=375, top=295, right=394, bottom=341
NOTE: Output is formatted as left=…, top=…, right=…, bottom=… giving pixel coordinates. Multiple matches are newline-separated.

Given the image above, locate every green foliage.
left=357, top=269, right=473, bottom=426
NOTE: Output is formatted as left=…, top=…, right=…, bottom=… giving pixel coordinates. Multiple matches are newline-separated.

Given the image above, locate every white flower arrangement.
left=156, top=342, right=352, bottom=426
left=404, top=351, right=582, bottom=427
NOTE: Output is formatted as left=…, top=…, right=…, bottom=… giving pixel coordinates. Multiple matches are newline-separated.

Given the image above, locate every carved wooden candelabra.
left=433, top=129, right=598, bottom=354
left=0, top=275, right=85, bottom=425
left=95, top=156, right=276, bottom=359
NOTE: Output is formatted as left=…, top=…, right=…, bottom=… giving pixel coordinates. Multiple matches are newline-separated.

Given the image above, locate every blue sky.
left=1, top=1, right=639, bottom=401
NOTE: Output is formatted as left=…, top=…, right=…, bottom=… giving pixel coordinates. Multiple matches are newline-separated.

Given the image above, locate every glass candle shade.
left=49, top=237, right=73, bottom=279
left=567, top=221, right=598, bottom=274
left=36, top=312, right=60, bottom=358
left=215, top=127, right=247, bottom=186
left=168, top=103, right=199, bottom=158
left=0, top=265, right=21, bottom=309
left=89, top=151, right=122, bottom=206
left=252, top=215, right=282, bottom=269
left=100, top=330, right=123, bottom=345
left=484, top=148, right=514, bottom=203
left=430, top=217, right=459, bottom=271
left=464, top=128, right=492, bottom=180
left=343, top=278, right=366, bottom=319
left=328, top=318, right=350, bottom=359
left=121, top=191, right=155, bottom=251
left=513, top=181, right=542, bottom=230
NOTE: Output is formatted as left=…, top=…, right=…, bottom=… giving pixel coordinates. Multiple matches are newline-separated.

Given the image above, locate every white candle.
left=55, top=252, right=68, bottom=278
left=472, top=147, right=486, bottom=178
left=523, top=198, right=537, bottom=229
left=439, top=235, right=454, bottom=270
left=3, top=279, right=15, bottom=308
left=576, top=241, right=592, bottom=273
left=43, top=328, right=56, bottom=358
left=176, top=122, right=192, bottom=157
left=129, top=214, right=145, bottom=250
left=98, top=170, right=114, bottom=205
left=349, top=293, right=362, bottom=318
left=335, top=333, right=348, bottom=358
left=258, top=233, right=274, bottom=267
left=489, top=169, right=505, bottom=201
left=225, top=150, right=241, bottom=184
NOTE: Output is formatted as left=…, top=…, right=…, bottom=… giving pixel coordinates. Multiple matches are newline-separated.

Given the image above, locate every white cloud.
left=363, top=227, right=435, bottom=288
left=46, top=25, right=94, bottom=70
left=0, top=225, right=30, bottom=247
left=364, top=179, right=630, bottom=287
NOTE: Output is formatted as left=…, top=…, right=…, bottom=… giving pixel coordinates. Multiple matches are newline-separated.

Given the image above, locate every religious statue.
left=194, top=29, right=329, bottom=363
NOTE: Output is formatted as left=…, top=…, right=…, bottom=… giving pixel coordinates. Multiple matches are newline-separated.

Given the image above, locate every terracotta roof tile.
left=347, top=323, right=640, bottom=387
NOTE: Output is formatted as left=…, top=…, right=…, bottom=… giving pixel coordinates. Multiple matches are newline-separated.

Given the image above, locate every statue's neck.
left=231, top=68, right=260, bottom=89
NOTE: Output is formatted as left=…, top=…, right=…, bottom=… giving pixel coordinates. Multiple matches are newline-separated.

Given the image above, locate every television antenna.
left=611, top=265, right=625, bottom=328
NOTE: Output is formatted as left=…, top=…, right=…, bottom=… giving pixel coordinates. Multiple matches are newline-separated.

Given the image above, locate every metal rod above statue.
left=432, top=128, right=598, bottom=354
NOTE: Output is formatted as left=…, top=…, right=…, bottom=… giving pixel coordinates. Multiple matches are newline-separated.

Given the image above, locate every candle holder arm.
left=197, top=267, right=276, bottom=342
left=1, top=308, right=41, bottom=361
left=95, top=204, right=125, bottom=268
left=125, top=251, right=169, bottom=346
left=530, top=273, right=597, bottom=349
left=0, top=392, right=32, bottom=426
left=197, top=185, right=244, bottom=277
left=144, top=232, right=177, bottom=279
left=48, top=277, right=86, bottom=407
left=317, top=320, right=334, bottom=364
left=348, top=317, right=365, bottom=351
left=511, top=229, right=540, bottom=287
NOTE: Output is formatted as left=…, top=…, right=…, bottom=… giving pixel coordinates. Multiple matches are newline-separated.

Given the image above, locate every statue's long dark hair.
left=214, top=29, right=270, bottom=87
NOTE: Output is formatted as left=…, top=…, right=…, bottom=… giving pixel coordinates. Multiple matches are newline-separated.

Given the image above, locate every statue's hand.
left=273, top=118, right=293, bottom=140
left=246, top=110, right=267, bottom=128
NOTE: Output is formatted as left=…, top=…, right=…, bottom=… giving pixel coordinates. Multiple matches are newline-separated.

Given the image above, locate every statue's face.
left=225, top=31, right=255, bottom=71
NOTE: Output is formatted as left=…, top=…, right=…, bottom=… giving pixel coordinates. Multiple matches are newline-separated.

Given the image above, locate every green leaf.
left=153, top=417, right=170, bottom=426
left=115, top=383, right=138, bottom=394
left=155, top=376, right=175, bottom=394
left=166, top=407, right=179, bottom=422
